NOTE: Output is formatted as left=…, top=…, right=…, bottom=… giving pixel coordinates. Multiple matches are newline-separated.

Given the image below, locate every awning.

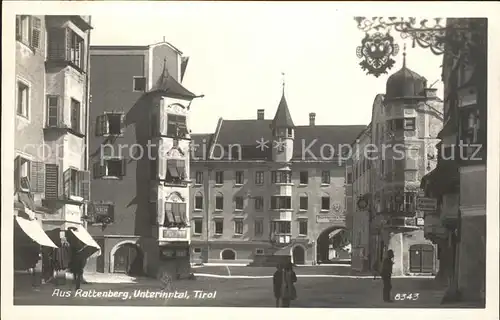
left=70, top=225, right=101, bottom=256
left=15, top=216, right=58, bottom=248
left=328, top=228, right=344, bottom=239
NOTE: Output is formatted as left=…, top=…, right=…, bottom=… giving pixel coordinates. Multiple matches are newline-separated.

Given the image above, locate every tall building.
left=14, top=15, right=95, bottom=277
left=421, top=18, right=486, bottom=304
left=14, top=15, right=95, bottom=279
left=348, top=123, right=372, bottom=272
left=190, top=85, right=364, bottom=265
left=367, top=50, right=444, bottom=276
left=86, top=41, right=202, bottom=278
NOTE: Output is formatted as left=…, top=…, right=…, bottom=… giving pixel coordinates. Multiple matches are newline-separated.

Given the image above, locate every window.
left=254, top=196, right=263, bottom=211
left=299, top=220, right=308, bottom=236
left=271, top=221, right=291, bottom=234
left=17, top=81, right=29, bottom=118
left=150, top=159, right=157, bottom=180
left=14, top=157, right=31, bottom=192
left=164, top=202, right=187, bottom=227
left=93, top=158, right=126, bottom=179
left=194, top=219, right=203, bottom=234
left=133, top=77, right=147, bottom=92
left=321, top=171, right=331, bottom=184
left=392, top=118, right=404, bottom=131
left=255, top=248, right=264, bottom=255
left=404, top=118, right=416, bottom=131
left=215, top=193, right=224, bottom=211
left=95, top=113, right=125, bottom=136
left=166, top=159, right=186, bottom=183
left=46, top=95, right=60, bottom=127
left=403, top=192, right=416, bottom=212
left=321, top=196, right=330, bottom=211
left=234, top=196, right=244, bottom=210
left=194, top=194, right=203, bottom=210
left=16, top=15, right=41, bottom=48
left=299, top=171, right=308, bottom=184
left=255, top=171, right=264, bottom=185
left=234, top=219, right=244, bottom=235
left=215, top=171, right=224, bottom=184
left=299, top=196, right=308, bottom=210
left=287, top=128, right=293, bottom=138
left=271, top=171, right=291, bottom=184
left=254, top=220, right=264, bottom=236
left=346, top=172, right=353, bottom=184
left=193, top=248, right=202, bottom=254
left=69, top=30, right=85, bottom=69
left=460, top=107, right=481, bottom=146
left=270, top=196, right=291, bottom=210
left=63, top=168, right=90, bottom=200
left=195, top=171, right=203, bottom=185
left=167, top=114, right=188, bottom=138
left=70, top=99, right=81, bottom=132
left=215, top=220, right=223, bottom=234
left=235, top=171, right=244, bottom=185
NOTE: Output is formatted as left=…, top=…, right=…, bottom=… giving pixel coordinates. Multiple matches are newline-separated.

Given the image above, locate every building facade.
left=190, top=88, right=364, bottom=265
left=348, top=124, right=372, bottom=272
left=14, top=15, right=96, bottom=280
left=421, top=18, right=486, bottom=304
left=86, top=41, right=202, bottom=278
left=367, top=52, right=444, bottom=276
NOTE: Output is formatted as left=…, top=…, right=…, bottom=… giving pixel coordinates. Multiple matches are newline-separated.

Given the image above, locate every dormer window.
left=167, top=114, right=188, bottom=138
left=286, top=128, right=293, bottom=137
left=96, top=113, right=125, bottom=136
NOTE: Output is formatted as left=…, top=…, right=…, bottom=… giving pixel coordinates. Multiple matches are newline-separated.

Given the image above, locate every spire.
left=149, top=56, right=198, bottom=99
left=271, top=73, right=295, bottom=128
left=402, top=43, right=407, bottom=68
left=281, top=72, right=285, bottom=95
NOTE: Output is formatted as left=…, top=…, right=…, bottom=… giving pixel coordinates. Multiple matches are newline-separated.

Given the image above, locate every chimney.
left=257, top=109, right=265, bottom=120
left=424, top=88, right=437, bottom=99
left=309, top=113, right=316, bottom=126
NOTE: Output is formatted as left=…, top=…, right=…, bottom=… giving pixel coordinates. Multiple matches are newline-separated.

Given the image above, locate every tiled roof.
left=193, top=119, right=365, bottom=161
left=271, top=94, right=295, bottom=128
left=150, top=58, right=197, bottom=99
left=191, top=133, right=213, bottom=159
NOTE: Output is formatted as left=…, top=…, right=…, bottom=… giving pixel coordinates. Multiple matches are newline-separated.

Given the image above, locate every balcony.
left=384, top=216, right=421, bottom=232
left=272, top=234, right=292, bottom=245
left=159, top=227, right=188, bottom=242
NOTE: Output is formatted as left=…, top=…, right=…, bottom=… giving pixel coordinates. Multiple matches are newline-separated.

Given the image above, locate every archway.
left=292, top=245, right=305, bottom=265
left=221, top=249, right=236, bottom=260
left=316, top=226, right=348, bottom=264
left=409, top=244, right=435, bottom=273
left=110, top=241, right=143, bottom=275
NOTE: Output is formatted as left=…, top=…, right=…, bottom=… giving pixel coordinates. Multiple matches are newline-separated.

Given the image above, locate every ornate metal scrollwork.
left=356, top=32, right=399, bottom=77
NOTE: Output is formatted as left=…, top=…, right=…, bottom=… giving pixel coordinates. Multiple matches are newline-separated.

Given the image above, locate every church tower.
left=271, top=74, right=295, bottom=163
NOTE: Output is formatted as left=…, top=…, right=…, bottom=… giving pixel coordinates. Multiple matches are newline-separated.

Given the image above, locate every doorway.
left=292, top=246, right=305, bottom=265
left=409, top=244, right=435, bottom=273
left=113, top=243, right=143, bottom=275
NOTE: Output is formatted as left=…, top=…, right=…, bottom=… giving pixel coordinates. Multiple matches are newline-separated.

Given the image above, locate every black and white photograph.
left=2, top=1, right=499, bottom=319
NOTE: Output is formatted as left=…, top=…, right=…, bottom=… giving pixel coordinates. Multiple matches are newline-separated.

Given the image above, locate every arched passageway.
left=221, top=249, right=236, bottom=260
left=112, top=243, right=143, bottom=275
left=316, top=227, right=348, bottom=263
left=292, top=246, right=305, bottom=265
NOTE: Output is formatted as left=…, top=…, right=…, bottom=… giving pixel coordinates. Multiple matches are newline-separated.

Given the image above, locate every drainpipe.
left=204, top=167, right=211, bottom=264
left=83, top=16, right=92, bottom=229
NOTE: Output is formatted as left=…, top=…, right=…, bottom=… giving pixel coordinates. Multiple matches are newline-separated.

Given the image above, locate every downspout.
left=204, top=166, right=211, bottom=263
left=83, top=16, right=92, bottom=229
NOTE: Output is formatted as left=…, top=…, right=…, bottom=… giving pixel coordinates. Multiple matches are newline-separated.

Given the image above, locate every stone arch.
left=166, top=191, right=185, bottom=203
left=316, top=225, right=347, bottom=263
left=220, top=248, right=236, bottom=260
left=109, top=240, right=143, bottom=274
left=291, top=244, right=306, bottom=265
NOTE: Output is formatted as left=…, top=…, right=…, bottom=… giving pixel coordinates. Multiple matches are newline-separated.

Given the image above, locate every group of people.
left=272, top=249, right=396, bottom=307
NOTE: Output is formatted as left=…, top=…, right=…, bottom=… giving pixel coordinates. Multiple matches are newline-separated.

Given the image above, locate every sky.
left=90, top=4, right=444, bottom=134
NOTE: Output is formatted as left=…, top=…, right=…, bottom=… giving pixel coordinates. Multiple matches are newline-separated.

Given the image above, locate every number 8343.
left=394, top=293, right=420, bottom=301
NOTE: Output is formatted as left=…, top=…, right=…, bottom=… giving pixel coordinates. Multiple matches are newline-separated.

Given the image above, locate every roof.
left=271, top=94, right=295, bottom=128
left=191, top=134, right=214, bottom=159
left=90, top=41, right=183, bottom=54
left=194, top=118, right=365, bottom=161
left=385, top=54, right=427, bottom=100
left=149, top=58, right=197, bottom=99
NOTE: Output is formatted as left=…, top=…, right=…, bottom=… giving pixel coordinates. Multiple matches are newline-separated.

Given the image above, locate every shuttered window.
left=47, top=95, right=60, bottom=127
left=30, top=161, right=45, bottom=193
left=164, top=202, right=187, bottom=227
left=95, top=113, right=125, bottom=136
left=62, top=168, right=89, bottom=199
left=47, top=27, right=84, bottom=69
left=93, top=158, right=126, bottom=179
left=16, top=15, right=41, bottom=49
left=44, top=164, right=59, bottom=200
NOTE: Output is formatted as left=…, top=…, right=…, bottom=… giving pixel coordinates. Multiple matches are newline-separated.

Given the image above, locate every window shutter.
left=31, top=16, right=41, bottom=49
left=30, top=161, right=45, bottom=193
left=158, top=200, right=166, bottom=225
left=120, top=159, right=127, bottom=177
left=159, top=101, right=167, bottom=136
left=47, top=28, right=67, bottom=61
left=63, top=168, right=71, bottom=198
left=79, top=170, right=90, bottom=200
left=180, top=203, right=187, bottom=223
left=14, top=156, right=21, bottom=192
left=120, top=114, right=126, bottom=134
left=66, top=28, right=72, bottom=62
left=44, top=164, right=59, bottom=200
left=16, top=16, right=22, bottom=41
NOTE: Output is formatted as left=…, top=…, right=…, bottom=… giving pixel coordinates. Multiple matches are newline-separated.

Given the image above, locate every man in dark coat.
left=70, top=246, right=87, bottom=290
left=273, top=262, right=297, bottom=307
left=381, top=249, right=394, bottom=302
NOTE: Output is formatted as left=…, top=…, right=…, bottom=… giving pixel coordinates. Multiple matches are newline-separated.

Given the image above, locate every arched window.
left=221, top=249, right=236, bottom=260
left=215, top=192, right=224, bottom=211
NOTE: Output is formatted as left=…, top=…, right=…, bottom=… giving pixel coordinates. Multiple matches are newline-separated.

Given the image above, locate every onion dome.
left=385, top=47, right=427, bottom=100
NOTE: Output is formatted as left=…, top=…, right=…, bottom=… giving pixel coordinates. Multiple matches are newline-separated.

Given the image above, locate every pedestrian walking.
left=381, top=249, right=394, bottom=302
left=70, top=246, right=87, bottom=290
left=273, top=262, right=297, bottom=307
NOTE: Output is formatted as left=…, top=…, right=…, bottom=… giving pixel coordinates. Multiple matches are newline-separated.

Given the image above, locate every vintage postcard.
left=1, top=1, right=499, bottom=320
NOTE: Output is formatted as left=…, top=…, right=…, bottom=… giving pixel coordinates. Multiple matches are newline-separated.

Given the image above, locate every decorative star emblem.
left=273, top=138, right=286, bottom=150
left=256, top=137, right=269, bottom=151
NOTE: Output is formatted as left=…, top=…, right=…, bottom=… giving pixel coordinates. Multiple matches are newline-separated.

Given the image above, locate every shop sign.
left=162, top=229, right=187, bottom=239
left=316, top=214, right=345, bottom=224
left=417, top=198, right=438, bottom=211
